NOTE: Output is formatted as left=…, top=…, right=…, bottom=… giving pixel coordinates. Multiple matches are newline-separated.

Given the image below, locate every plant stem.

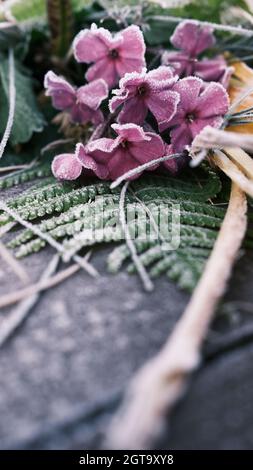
left=105, top=182, right=247, bottom=449
left=212, top=150, right=253, bottom=197
left=0, top=48, right=15, bottom=160
left=146, top=15, right=253, bottom=37
left=119, top=182, right=154, bottom=292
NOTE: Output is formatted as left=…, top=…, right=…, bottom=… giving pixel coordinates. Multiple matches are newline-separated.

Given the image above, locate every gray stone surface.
left=0, top=184, right=253, bottom=449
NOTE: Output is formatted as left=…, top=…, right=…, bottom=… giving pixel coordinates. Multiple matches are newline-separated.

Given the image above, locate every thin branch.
left=119, top=182, right=154, bottom=292
left=146, top=15, right=253, bottom=36
left=0, top=254, right=60, bottom=347
left=40, top=138, right=75, bottom=155
left=0, top=200, right=99, bottom=278
left=0, top=240, right=30, bottom=284
left=212, top=150, right=253, bottom=198
left=192, top=126, right=253, bottom=153
left=0, top=221, right=16, bottom=238
left=0, top=48, right=15, bottom=160
left=0, top=165, right=30, bottom=173
left=106, top=182, right=247, bottom=449
left=0, top=258, right=80, bottom=310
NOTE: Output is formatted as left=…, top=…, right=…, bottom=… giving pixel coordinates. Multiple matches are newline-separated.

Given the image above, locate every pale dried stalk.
left=0, top=255, right=60, bottom=347
left=192, top=126, right=253, bottom=153
left=106, top=182, right=247, bottom=449
left=0, top=200, right=98, bottom=278
left=0, top=261, right=80, bottom=309
left=212, top=150, right=253, bottom=197
left=224, top=147, right=253, bottom=179
left=0, top=240, right=29, bottom=284
left=119, top=182, right=154, bottom=292
left=0, top=48, right=15, bottom=160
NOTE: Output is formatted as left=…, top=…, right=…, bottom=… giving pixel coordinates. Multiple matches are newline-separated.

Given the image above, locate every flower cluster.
left=44, top=20, right=231, bottom=182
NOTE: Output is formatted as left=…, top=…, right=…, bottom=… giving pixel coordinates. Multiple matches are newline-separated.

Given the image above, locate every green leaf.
left=0, top=165, right=227, bottom=292
left=0, top=58, right=45, bottom=145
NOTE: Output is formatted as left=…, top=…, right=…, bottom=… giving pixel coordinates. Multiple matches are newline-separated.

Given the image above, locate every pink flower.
left=44, top=71, right=108, bottom=124
left=52, top=153, right=83, bottom=180
left=160, top=77, right=229, bottom=152
left=77, top=123, right=165, bottom=181
left=162, top=20, right=232, bottom=88
left=73, top=24, right=146, bottom=88
left=162, top=20, right=215, bottom=77
left=109, top=66, right=180, bottom=128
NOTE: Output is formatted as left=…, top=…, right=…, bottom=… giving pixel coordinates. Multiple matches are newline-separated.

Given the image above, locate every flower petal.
left=171, top=20, right=215, bottom=56
left=109, top=70, right=146, bottom=112
left=75, top=143, right=109, bottom=179
left=173, top=76, right=203, bottom=112
left=190, top=116, right=224, bottom=137
left=77, top=79, right=108, bottom=110
left=73, top=24, right=113, bottom=63
left=108, top=148, right=139, bottom=180
left=129, top=132, right=165, bottom=165
left=147, top=89, right=180, bottom=128
left=52, top=153, right=82, bottom=180
left=69, top=103, right=91, bottom=123
left=163, top=144, right=181, bottom=174
left=44, top=71, right=76, bottom=110
left=194, top=56, right=226, bottom=80
left=86, top=57, right=118, bottom=88
left=147, top=65, right=176, bottom=83
left=115, top=56, right=145, bottom=79
left=162, top=51, right=193, bottom=76
left=117, top=97, right=148, bottom=125
left=86, top=137, right=119, bottom=163
left=112, top=123, right=150, bottom=142
left=171, top=123, right=193, bottom=152
left=195, top=82, right=229, bottom=118
left=118, top=25, right=146, bottom=61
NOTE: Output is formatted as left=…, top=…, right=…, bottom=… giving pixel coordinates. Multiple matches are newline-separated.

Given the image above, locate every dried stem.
left=0, top=260, right=79, bottom=309
left=119, top=182, right=154, bottom=292
left=146, top=15, right=253, bottom=37
left=106, top=182, right=247, bottom=449
left=0, top=240, right=29, bottom=284
left=212, top=150, right=253, bottom=197
left=0, top=48, right=15, bottom=160
left=0, top=254, right=60, bottom=347
left=0, top=200, right=98, bottom=278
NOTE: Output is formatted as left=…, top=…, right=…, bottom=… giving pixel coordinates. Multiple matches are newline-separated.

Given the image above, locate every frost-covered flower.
left=162, top=20, right=232, bottom=87
left=160, top=77, right=229, bottom=152
left=52, top=153, right=83, bottom=180
left=109, top=66, right=180, bottom=128
left=77, top=123, right=165, bottom=181
left=44, top=71, right=108, bottom=124
left=73, top=24, right=146, bottom=88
